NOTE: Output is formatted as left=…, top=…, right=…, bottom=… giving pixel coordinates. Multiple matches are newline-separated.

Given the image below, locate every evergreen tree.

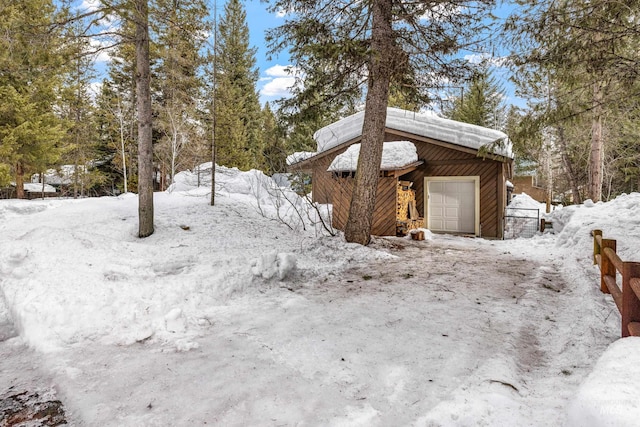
left=507, top=0, right=640, bottom=201
left=267, top=0, right=495, bottom=244
left=97, top=18, right=139, bottom=193
left=0, top=0, right=67, bottom=198
left=214, top=0, right=263, bottom=170
left=261, top=103, right=287, bottom=174
left=278, top=78, right=358, bottom=158
left=153, top=0, right=210, bottom=185
left=443, top=69, right=506, bottom=130
left=58, top=19, right=104, bottom=197
left=95, top=79, right=132, bottom=194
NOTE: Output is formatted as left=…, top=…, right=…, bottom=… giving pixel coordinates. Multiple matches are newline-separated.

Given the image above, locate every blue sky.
left=243, top=1, right=295, bottom=105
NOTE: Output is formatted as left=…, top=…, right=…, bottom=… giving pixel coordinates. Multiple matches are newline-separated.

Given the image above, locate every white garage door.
left=426, top=177, right=478, bottom=234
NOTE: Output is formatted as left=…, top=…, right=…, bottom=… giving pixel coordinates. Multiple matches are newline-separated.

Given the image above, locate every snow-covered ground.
left=1, top=165, right=639, bottom=426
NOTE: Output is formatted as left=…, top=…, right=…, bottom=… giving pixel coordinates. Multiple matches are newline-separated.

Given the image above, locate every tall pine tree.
left=443, top=68, right=506, bottom=130
left=97, top=17, right=139, bottom=193
left=214, top=0, right=263, bottom=171
left=507, top=0, right=640, bottom=201
left=0, top=0, right=67, bottom=198
left=153, top=0, right=210, bottom=185
left=59, top=18, right=103, bottom=197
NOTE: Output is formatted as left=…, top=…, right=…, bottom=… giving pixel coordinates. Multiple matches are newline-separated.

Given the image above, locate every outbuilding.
left=288, top=107, right=514, bottom=239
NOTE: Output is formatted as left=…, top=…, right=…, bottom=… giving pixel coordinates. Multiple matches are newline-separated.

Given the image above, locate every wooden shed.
left=288, top=108, right=514, bottom=239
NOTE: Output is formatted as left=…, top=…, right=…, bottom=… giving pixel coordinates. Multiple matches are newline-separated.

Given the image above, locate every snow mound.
left=168, top=164, right=328, bottom=234
left=327, top=141, right=418, bottom=172
left=568, top=337, right=640, bottom=426
left=549, top=192, right=640, bottom=261
left=508, top=193, right=545, bottom=211
left=251, top=252, right=297, bottom=280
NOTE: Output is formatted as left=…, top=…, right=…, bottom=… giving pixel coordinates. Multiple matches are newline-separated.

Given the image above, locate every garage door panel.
left=445, top=207, right=458, bottom=217
left=427, top=178, right=477, bottom=234
left=431, top=219, right=444, bottom=229
left=444, top=182, right=458, bottom=192
left=445, top=194, right=458, bottom=205
left=445, top=220, right=460, bottom=231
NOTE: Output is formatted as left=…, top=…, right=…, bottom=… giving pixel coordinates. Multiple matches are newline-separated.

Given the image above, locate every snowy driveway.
left=1, top=233, right=615, bottom=426
left=0, top=183, right=622, bottom=426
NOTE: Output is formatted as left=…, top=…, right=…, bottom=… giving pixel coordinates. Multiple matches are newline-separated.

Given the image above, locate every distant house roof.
left=23, top=183, right=56, bottom=193
left=32, top=165, right=80, bottom=186
left=328, top=141, right=419, bottom=172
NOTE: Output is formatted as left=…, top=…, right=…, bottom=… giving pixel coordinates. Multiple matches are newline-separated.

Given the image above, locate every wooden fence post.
left=600, top=238, right=616, bottom=294
left=621, top=262, right=640, bottom=338
left=592, top=229, right=602, bottom=265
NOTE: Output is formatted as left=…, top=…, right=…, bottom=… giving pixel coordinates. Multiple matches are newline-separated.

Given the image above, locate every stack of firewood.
left=396, top=181, right=424, bottom=236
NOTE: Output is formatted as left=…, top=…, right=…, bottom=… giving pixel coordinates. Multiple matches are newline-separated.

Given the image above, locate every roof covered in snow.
left=23, top=183, right=57, bottom=193
left=327, top=141, right=418, bottom=172
left=312, top=107, right=512, bottom=159
left=286, top=151, right=316, bottom=166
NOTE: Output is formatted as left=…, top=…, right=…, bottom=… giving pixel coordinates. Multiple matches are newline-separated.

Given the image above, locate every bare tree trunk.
left=135, top=0, right=154, bottom=238
left=542, top=136, right=553, bottom=213
left=557, top=126, right=582, bottom=204
left=117, top=98, right=128, bottom=193
left=73, top=161, right=79, bottom=199
left=210, top=1, right=218, bottom=207
left=344, top=0, right=394, bottom=245
left=15, top=161, right=25, bottom=199
left=588, top=82, right=604, bottom=202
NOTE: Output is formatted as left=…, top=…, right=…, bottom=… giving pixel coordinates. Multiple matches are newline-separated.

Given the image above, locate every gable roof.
left=314, top=107, right=513, bottom=157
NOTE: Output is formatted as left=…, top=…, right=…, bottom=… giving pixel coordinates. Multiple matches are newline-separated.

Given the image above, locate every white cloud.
left=89, top=81, right=103, bottom=98
left=79, top=0, right=100, bottom=13
left=464, top=53, right=509, bottom=68
left=90, top=38, right=113, bottom=63
left=261, top=76, right=296, bottom=97
left=464, top=53, right=490, bottom=65
left=94, top=49, right=111, bottom=63
left=259, top=64, right=298, bottom=99
left=264, top=64, right=294, bottom=78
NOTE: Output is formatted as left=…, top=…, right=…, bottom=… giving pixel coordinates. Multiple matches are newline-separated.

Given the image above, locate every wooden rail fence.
left=592, top=230, right=640, bottom=337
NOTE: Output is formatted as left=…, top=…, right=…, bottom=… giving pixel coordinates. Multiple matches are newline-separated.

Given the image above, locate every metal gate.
left=504, top=207, right=540, bottom=239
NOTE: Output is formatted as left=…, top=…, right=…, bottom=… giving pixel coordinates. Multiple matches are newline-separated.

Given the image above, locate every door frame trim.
left=424, top=176, right=480, bottom=236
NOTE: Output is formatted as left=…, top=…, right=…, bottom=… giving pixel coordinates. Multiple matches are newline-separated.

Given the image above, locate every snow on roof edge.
left=313, top=107, right=513, bottom=159
left=286, top=151, right=316, bottom=166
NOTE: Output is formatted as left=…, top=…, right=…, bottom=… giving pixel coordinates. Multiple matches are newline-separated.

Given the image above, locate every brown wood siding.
left=310, top=146, right=349, bottom=205
left=371, top=177, right=397, bottom=236
left=331, top=175, right=396, bottom=236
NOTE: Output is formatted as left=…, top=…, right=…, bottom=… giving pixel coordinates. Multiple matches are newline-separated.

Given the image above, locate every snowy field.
left=1, top=165, right=639, bottom=426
